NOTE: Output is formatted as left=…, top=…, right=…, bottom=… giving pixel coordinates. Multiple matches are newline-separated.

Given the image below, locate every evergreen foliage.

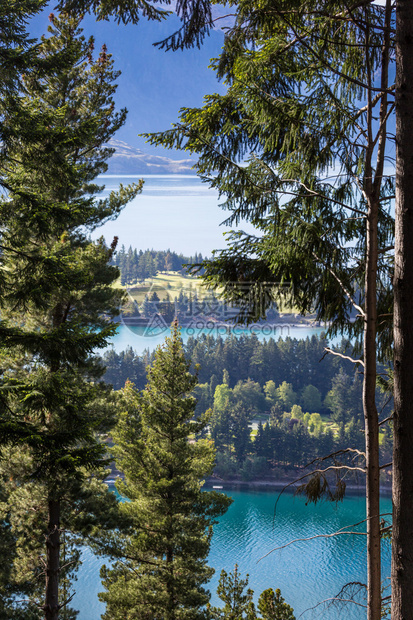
left=257, top=588, right=295, bottom=620
left=208, top=565, right=256, bottom=620
left=57, top=0, right=214, bottom=51
left=100, top=334, right=390, bottom=481
left=324, top=368, right=363, bottom=426
left=101, top=334, right=387, bottom=414
left=100, top=352, right=385, bottom=483
left=0, top=0, right=47, bottom=138
left=0, top=11, right=141, bottom=617
left=145, top=1, right=394, bottom=353
left=99, top=324, right=231, bottom=619
left=208, top=566, right=295, bottom=620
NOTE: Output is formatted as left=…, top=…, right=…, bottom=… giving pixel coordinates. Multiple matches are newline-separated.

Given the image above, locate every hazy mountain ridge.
left=106, top=140, right=197, bottom=174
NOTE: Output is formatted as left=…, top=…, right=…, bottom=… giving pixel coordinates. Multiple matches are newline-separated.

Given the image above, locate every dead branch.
left=323, top=347, right=364, bottom=366
left=297, top=580, right=369, bottom=617
left=258, top=530, right=367, bottom=561
left=60, top=560, right=77, bottom=572
left=379, top=462, right=392, bottom=470
left=312, top=251, right=365, bottom=316
left=297, top=597, right=367, bottom=617
left=57, top=591, right=75, bottom=610
left=378, top=415, right=393, bottom=426
left=273, top=464, right=366, bottom=516
left=305, top=447, right=366, bottom=468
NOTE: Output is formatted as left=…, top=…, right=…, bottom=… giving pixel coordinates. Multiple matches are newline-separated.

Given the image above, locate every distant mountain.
left=106, top=140, right=197, bottom=174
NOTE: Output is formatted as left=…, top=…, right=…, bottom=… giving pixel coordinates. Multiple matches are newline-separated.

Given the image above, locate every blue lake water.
left=109, top=322, right=332, bottom=354
left=73, top=488, right=391, bottom=620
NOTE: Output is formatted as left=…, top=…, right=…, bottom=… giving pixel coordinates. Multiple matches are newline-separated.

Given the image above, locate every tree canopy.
left=0, top=11, right=141, bottom=618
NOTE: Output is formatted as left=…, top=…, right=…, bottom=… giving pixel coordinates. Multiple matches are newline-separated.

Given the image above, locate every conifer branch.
left=297, top=595, right=367, bottom=617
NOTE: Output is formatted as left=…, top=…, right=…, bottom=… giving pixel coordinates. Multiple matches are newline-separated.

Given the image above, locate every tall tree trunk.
left=364, top=199, right=381, bottom=620
left=44, top=499, right=60, bottom=620
left=393, top=1, right=413, bottom=617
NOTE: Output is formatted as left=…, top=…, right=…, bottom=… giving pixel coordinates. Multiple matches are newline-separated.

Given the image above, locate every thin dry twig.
left=323, top=347, right=364, bottom=366
left=258, top=530, right=367, bottom=561
left=297, top=597, right=367, bottom=617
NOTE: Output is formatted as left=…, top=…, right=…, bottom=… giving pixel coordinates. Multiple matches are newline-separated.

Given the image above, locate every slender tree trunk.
left=44, top=499, right=60, bottom=620
left=166, top=482, right=175, bottom=620
left=364, top=199, right=381, bottom=620
left=166, top=545, right=175, bottom=620
left=393, top=1, right=413, bottom=617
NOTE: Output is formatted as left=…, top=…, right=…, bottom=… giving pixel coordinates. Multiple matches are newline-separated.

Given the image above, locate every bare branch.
left=60, top=560, right=77, bottom=572
left=57, top=591, right=75, bottom=611
left=323, top=347, right=364, bottom=366
left=305, top=447, right=366, bottom=467
left=297, top=596, right=367, bottom=617
left=273, top=464, right=366, bottom=516
left=378, top=415, right=393, bottom=427
left=312, top=251, right=365, bottom=316
left=379, top=462, right=392, bottom=470
left=258, top=530, right=367, bottom=561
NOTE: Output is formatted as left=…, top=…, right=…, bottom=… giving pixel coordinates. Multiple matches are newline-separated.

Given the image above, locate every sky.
left=29, top=4, right=227, bottom=158
left=28, top=5, right=254, bottom=257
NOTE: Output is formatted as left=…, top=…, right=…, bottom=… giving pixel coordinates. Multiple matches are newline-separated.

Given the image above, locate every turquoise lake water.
left=73, top=488, right=391, bottom=620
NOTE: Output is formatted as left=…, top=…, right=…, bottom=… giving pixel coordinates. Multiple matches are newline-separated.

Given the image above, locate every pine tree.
left=257, top=588, right=295, bottom=620
left=208, top=567, right=295, bottom=620
left=0, top=0, right=50, bottom=319
left=0, top=0, right=47, bottom=141
left=207, top=565, right=256, bottom=620
left=99, top=324, right=231, bottom=619
left=0, top=11, right=141, bottom=619
left=231, top=403, right=251, bottom=464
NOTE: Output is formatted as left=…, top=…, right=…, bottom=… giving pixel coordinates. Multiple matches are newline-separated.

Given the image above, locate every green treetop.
left=99, top=323, right=232, bottom=619
left=257, top=588, right=295, bottom=620
left=208, top=565, right=295, bottom=620
left=208, top=565, right=256, bottom=620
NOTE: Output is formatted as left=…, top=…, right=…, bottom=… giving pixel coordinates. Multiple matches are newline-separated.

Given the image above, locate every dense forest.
left=111, top=246, right=205, bottom=284
left=101, top=334, right=392, bottom=482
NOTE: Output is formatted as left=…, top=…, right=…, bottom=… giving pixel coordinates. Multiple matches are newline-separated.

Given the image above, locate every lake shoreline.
left=106, top=472, right=392, bottom=497
left=203, top=477, right=392, bottom=496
